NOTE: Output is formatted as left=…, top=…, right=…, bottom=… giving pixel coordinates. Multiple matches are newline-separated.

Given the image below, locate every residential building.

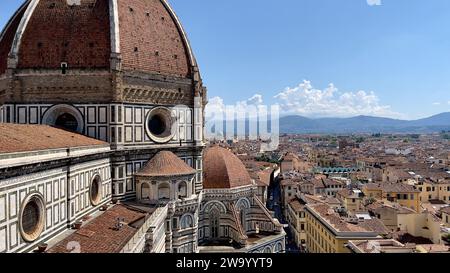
left=366, top=201, right=416, bottom=232
left=323, top=178, right=346, bottom=197
left=336, top=189, right=365, bottom=213
left=440, top=206, right=450, bottom=228
left=366, top=200, right=442, bottom=244
left=348, top=239, right=450, bottom=253
left=348, top=239, right=416, bottom=253
left=305, top=203, right=381, bottom=253
left=415, top=179, right=450, bottom=204
left=287, top=198, right=307, bottom=250
left=362, top=183, right=420, bottom=212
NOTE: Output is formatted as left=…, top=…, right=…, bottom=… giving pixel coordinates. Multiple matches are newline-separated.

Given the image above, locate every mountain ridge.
left=279, top=112, right=450, bottom=134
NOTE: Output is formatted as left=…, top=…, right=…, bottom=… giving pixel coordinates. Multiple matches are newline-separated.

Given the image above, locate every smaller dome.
left=136, top=151, right=196, bottom=177
left=203, top=146, right=253, bottom=189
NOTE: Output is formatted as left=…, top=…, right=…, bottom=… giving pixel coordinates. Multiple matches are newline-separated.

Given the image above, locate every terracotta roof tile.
left=0, top=124, right=107, bottom=154
left=47, top=205, right=149, bottom=253
left=307, top=203, right=374, bottom=234
left=441, top=206, right=450, bottom=215
left=288, top=199, right=305, bottom=212
left=135, top=151, right=196, bottom=177
left=364, top=182, right=420, bottom=193
left=203, top=146, right=253, bottom=189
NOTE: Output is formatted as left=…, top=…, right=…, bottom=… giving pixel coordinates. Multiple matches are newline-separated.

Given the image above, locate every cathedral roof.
left=203, top=146, right=254, bottom=189
left=47, top=204, right=152, bottom=253
left=0, top=0, right=195, bottom=77
left=135, top=151, right=196, bottom=177
left=0, top=124, right=107, bottom=154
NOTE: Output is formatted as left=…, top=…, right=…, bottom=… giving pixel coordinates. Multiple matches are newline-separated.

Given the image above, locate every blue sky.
left=2, top=0, right=450, bottom=119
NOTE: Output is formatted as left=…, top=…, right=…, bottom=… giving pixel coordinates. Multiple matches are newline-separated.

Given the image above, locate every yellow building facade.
left=362, top=183, right=420, bottom=212
left=397, top=212, right=442, bottom=244
left=336, top=189, right=364, bottom=213
left=305, top=204, right=379, bottom=253
left=416, top=180, right=450, bottom=204
left=441, top=207, right=450, bottom=228
left=287, top=199, right=307, bottom=249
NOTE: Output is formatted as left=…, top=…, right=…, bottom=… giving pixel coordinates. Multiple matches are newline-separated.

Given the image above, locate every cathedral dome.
left=0, top=0, right=195, bottom=77
left=203, top=146, right=254, bottom=189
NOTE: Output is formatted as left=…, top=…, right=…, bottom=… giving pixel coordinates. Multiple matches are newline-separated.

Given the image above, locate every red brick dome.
left=203, top=146, right=254, bottom=189
left=0, top=0, right=195, bottom=77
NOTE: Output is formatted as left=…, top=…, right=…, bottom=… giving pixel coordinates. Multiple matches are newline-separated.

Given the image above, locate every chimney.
left=114, top=217, right=125, bottom=230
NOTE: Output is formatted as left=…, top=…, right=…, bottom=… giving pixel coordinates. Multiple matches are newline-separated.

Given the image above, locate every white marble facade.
left=0, top=158, right=111, bottom=253
left=0, top=103, right=197, bottom=145
left=0, top=103, right=203, bottom=200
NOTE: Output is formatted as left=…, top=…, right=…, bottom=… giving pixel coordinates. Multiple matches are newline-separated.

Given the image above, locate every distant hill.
left=279, top=112, right=450, bottom=134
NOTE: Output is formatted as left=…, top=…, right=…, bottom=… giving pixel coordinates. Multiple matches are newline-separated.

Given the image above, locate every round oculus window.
left=20, top=194, right=45, bottom=242
left=145, top=107, right=175, bottom=143
left=90, top=175, right=102, bottom=206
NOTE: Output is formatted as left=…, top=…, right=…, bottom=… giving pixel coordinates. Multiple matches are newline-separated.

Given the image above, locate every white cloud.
left=206, top=93, right=264, bottom=111
left=206, top=81, right=403, bottom=119
left=273, top=80, right=402, bottom=118
left=205, top=93, right=268, bottom=121
left=367, top=0, right=382, bottom=6
left=433, top=102, right=441, bottom=106
left=206, top=96, right=226, bottom=113
left=246, top=94, right=263, bottom=106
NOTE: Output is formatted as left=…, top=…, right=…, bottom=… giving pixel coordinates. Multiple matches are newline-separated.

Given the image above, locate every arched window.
left=263, top=246, right=272, bottom=253
left=209, top=208, right=220, bottom=239
left=180, top=214, right=194, bottom=229
left=236, top=198, right=250, bottom=232
left=141, top=183, right=150, bottom=200
left=178, top=181, right=188, bottom=199
left=274, top=242, right=283, bottom=253
left=240, top=208, right=247, bottom=232
left=158, top=183, right=170, bottom=200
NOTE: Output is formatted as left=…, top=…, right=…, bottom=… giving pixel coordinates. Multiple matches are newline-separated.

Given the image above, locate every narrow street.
left=267, top=177, right=300, bottom=253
